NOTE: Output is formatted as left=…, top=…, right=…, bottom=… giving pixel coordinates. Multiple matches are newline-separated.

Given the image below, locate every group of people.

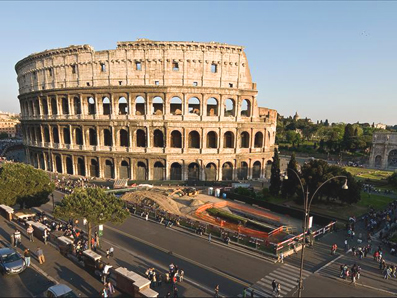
left=52, top=175, right=109, bottom=194
left=100, top=281, right=115, bottom=297
left=271, top=279, right=282, bottom=297
left=339, top=263, right=361, bottom=285
left=363, top=183, right=394, bottom=196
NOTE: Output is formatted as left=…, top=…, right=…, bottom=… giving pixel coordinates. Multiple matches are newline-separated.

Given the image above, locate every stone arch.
left=103, top=129, right=112, bottom=146
left=241, top=99, right=251, bottom=117
left=254, top=132, right=264, bottom=148
left=77, top=157, right=85, bottom=176
left=90, top=159, right=99, bottom=177
left=118, top=97, right=128, bottom=115
left=265, top=160, right=273, bottom=179
left=388, top=150, right=397, bottom=168
left=152, top=96, right=164, bottom=115
left=73, top=97, right=81, bottom=115
left=120, top=129, right=129, bottom=147
left=136, top=161, right=147, bottom=180
left=89, top=128, right=97, bottom=146
left=39, top=153, right=45, bottom=170
left=224, top=98, right=235, bottom=117
left=75, top=128, right=83, bottom=145
left=188, top=97, right=200, bottom=115
left=52, top=127, right=59, bottom=143
left=55, top=155, right=62, bottom=173
left=104, top=159, right=114, bottom=179
left=252, top=161, right=261, bottom=179
left=66, top=156, right=73, bottom=174
left=170, top=162, right=182, bottom=180
left=224, top=131, right=234, bottom=148
left=63, top=127, right=71, bottom=144
left=120, top=160, right=130, bottom=179
left=188, top=131, right=200, bottom=148
left=238, top=161, right=248, bottom=180
left=62, top=97, right=69, bottom=115
left=205, top=163, right=217, bottom=181
left=375, top=155, right=382, bottom=168
left=136, top=129, right=146, bottom=147
left=170, top=97, right=182, bottom=115
left=207, top=131, right=217, bottom=148
left=153, top=161, right=165, bottom=180
left=88, top=97, right=96, bottom=115
left=188, top=162, right=200, bottom=180
left=206, top=97, right=218, bottom=116
left=222, top=162, right=233, bottom=181
left=171, top=130, right=182, bottom=148
left=240, top=131, right=250, bottom=148
left=42, top=98, right=48, bottom=115
left=135, top=96, right=145, bottom=115
left=153, top=129, right=164, bottom=147
left=35, top=127, right=42, bottom=142
left=51, top=97, right=58, bottom=115
left=44, top=127, right=50, bottom=143
left=102, top=97, right=111, bottom=115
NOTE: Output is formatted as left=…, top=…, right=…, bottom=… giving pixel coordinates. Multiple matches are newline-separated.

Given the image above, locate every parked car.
left=45, top=284, right=78, bottom=297
left=0, top=247, right=26, bottom=275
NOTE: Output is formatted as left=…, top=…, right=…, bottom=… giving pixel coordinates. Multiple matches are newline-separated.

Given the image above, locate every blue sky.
left=1, top=1, right=396, bottom=124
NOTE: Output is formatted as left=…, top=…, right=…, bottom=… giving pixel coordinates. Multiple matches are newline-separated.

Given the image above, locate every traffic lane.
left=108, top=215, right=279, bottom=283
left=103, top=225, right=244, bottom=297
left=0, top=267, right=54, bottom=298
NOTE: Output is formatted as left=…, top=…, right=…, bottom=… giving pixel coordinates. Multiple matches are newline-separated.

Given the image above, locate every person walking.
left=14, top=229, right=21, bottom=247
left=27, top=225, right=34, bottom=242
left=109, top=246, right=114, bottom=257
left=106, top=249, right=110, bottom=259
left=208, top=233, right=212, bottom=243
left=276, top=283, right=281, bottom=297
left=102, top=263, right=112, bottom=284
left=43, top=228, right=48, bottom=245
left=243, top=287, right=247, bottom=298
left=101, top=286, right=108, bottom=298
left=272, top=279, right=277, bottom=292
left=10, top=233, right=15, bottom=247
left=36, top=247, right=45, bottom=264
left=24, top=249, right=31, bottom=267
left=214, top=285, right=219, bottom=298
left=95, top=232, right=100, bottom=249
left=106, top=281, right=115, bottom=297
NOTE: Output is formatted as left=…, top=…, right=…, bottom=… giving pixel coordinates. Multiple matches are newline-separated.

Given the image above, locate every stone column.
left=112, top=126, right=116, bottom=148
left=233, top=159, right=238, bottom=180
left=129, top=126, right=133, bottom=150
left=96, top=126, right=100, bottom=147
left=146, top=127, right=151, bottom=148
left=248, top=158, right=253, bottom=180
left=217, top=159, right=222, bottom=181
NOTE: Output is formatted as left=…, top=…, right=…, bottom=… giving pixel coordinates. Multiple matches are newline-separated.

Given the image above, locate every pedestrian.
left=24, top=248, right=31, bottom=267
left=14, top=229, right=21, bottom=247
left=101, top=286, right=108, bottom=298
left=91, top=237, right=96, bottom=252
left=208, top=233, right=212, bottom=243
left=10, top=233, right=15, bottom=247
left=166, top=292, right=171, bottom=298
left=102, top=263, right=112, bottom=284
left=27, top=225, right=34, bottom=242
left=344, top=239, right=348, bottom=252
left=173, top=286, right=179, bottom=298
left=106, top=249, right=110, bottom=259
left=250, top=288, right=254, bottom=298
left=36, top=247, right=45, bottom=264
left=158, top=273, right=163, bottom=286
left=95, top=231, right=100, bottom=248
left=179, top=269, right=184, bottom=282
left=276, top=283, right=281, bottom=297
left=278, top=252, right=284, bottom=263
left=43, top=228, right=48, bottom=245
left=109, top=246, right=114, bottom=257
left=272, top=279, right=277, bottom=292
left=243, top=287, right=247, bottom=298
left=214, top=285, right=219, bottom=298
left=107, top=281, right=115, bottom=297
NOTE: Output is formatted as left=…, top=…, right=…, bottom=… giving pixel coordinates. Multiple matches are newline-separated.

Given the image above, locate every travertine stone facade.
left=15, top=39, right=277, bottom=181
left=369, top=132, right=397, bottom=170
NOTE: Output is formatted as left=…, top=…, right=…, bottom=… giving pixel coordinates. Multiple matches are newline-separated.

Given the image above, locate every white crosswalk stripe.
left=243, top=265, right=311, bottom=297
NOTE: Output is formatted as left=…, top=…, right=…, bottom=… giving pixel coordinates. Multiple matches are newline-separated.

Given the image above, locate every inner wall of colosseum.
left=15, top=40, right=277, bottom=181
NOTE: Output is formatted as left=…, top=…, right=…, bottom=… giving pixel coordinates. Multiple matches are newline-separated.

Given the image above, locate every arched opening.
left=135, top=96, right=145, bottom=115
left=42, top=99, right=48, bottom=115
left=88, top=97, right=96, bottom=115
left=222, top=162, right=233, bottom=181
left=205, top=163, right=217, bottom=181
left=265, top=160, right=272, bottom=179
left=118, top=97, right=128, bottom=115
left=224, top=131, right=234, bottom=148
left=241, top=99, right=251, bottom=117
left=30, top=127, right=36, bottom=142
left=77, top=158, right=85, bottom=176
left=170, top=163, right=182, bottom=180
left=36, top=127, right=42, bottom=142
left=136, top=129, right=146, bottom=147
left=63, top=127, right=71, bottom=144
left=136, top=162, right=147, bottom=180
left=102, top=97, right=111, bottom=115
left=62, top=98, right=69, bottom=115
left=375, top=155, right=382, bottom=168
left=188, top=131, right=200, bottom=148
left=254, top=132, right=264, bottom=148
left=34, top=100, right=40, bottom=116
left=252, top=161, right=261, bottom=179
left=153, top=130, right=164, bottom=147
left=120, top=160, right=130, bottom=179
left=152, top=97, right=164, bottom=115
left=75, top=128, right=83, bottom=145
left=207, top=98, right=218, bottom=116
left=52, top=127, right=59, bottom=143
left=188, top=97, right=200, bottom=115
left=29, top=101, right=34, bottom=116
left=171, top=131, right=182, bottom=148
left=90, top=159, right=99, bottom=177
left=44, top=127, right=50, bottom=143
left=104, top=160, right=114, bottom=179
left=238, top=162, right=248, bottom=180
left=55, top=155, right=62, bottom=173
left=224, top=99, right=235, bottom=117
left=74, top=97, right=81, bottom=115
left=51, top=98, right=57, bottom=115
left=120, top=129, right=129, bottom=147
left=39, top=154, right=45, bottom=170
left=206, top=131, right=217, bottom=148
left=188, top=163, right=200, bottom=180
left=170, top=97, right=182, bottom=115
left=153, top=161, right=165, bottom=180
left=66, top=157, right=73, bottom=174
left=388, top=150, right=397, bottom=168
left=89, top=128, right=97, bottom=146
left=104, top=129, right=112, bottom=146
left=240, top=132, right=250, bottom=148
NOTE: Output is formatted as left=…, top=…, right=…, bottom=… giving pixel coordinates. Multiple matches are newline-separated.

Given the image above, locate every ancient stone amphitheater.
left=15, top=39, right=277, bottom=181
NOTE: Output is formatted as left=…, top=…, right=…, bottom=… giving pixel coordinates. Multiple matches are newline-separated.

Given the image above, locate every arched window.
left=52, top=127, right=59, bottom=143
left=153, top=130, right=164, bottom=147
left=136, top=129, right=146, bottom=147
left=75, top=128, right=83, bottom=145
left=207, top=98, right=218, bottom=116
left=66, top=156, right=73, bottom=174
left=252, top=161, right=261, bottom=179
left=120, top=129, right=129, bottom=147
left=240, top=132, right=250, bottom=148
left=238, top=162, right=248, bottom=180
left=63, top=127, right=71, bottom=144
left=88, top=97, right=96, bottom=115
left=171, top=130, right=182, bottom=148
left=152, top=97, right=164, bottom=115
left=89, top=128, right=97, bottom=146
left=55, top=155, right=62, bottom=173
left=136, top=161, right=147, bottom=180
left=74, top=97, right=81, bottom=115
left=170, top=163, right=182, bottom=180
left=254, top=132, right=264, bottom=148
left=241, top=99, right=251, bottom=117
left=44, top=127, right=50, bottom=143
left=206, top=131, right=217, bottom=148
left=224, top=131, right=234, bottom=148
left=188, top=163, right=200, bottom=180
left=188, top=131, right=200, bottom=148
left=135, top=96, right=145, bottom=115
left=36, top=127, right=42, bottom=142
left=102, top=97, right=111, bottom=115
left=388, top=150, right=397, bottom=168
left=42, top=99, right=48, bottom=115
left=118, top=97, right=128, bottom=115
left=62, top=98, right=69, bottom=115
left=104, top=160, right=114, bottom=179
left=222, top=162, right=233, bottom=181
left=205, top=163, right=217, bottom=181
left=224, top=99, right=235, bottom=117
left=90, top=159, right=99, bottom=177
left=104, top=129, right=112, bottom=146
left=77, top=158, right=85, bottom=176
left=265, top=160, right=273, bottom=179
left=120, top=160, right=130, bottom=179
left=34, top=100, right=40, bottom=116
left=153, top=161, right=165, bottom=180
left=170, top=97, right=182, bottom=115
left=188, top=97, right=200, bottom=115
left=39, top=153, right=45, bottom=170
left=51, top=98, right=58, bottom=115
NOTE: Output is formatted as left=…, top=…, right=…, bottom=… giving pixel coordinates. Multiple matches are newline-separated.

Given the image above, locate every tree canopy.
left=388, top=172, right=397, bottom=188
left=269, top=148, right=281, bottom=196
left=281, top=152, right=299, bottom=198
left=0, top=162, right=54, bottom=208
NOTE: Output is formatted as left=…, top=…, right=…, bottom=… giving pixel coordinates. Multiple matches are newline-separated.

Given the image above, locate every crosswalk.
left=240, top=265, right=311, bottom=297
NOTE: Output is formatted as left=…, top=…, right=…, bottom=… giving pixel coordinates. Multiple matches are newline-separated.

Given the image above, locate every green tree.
left=286, top=131, right=301, bottom=148
left=281, top=152, right=299, bottom=198
left=343, top=124, right=355, bottom=151
left=0, top=132, right=9, bottom=139
left=0, top=163, right=54, bottom=208
left=54, top=187, right=129, bottom=249
left=269, top=148, right=281, bottom=196
left=388, top=172, right=397, bottom=188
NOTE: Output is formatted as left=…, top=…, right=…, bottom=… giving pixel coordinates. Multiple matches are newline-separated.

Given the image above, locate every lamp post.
left=284, top=168, right=348, bottom=297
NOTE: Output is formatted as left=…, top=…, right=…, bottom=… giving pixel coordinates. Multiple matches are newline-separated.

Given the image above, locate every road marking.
left=314, top=254, right=343, bottom=274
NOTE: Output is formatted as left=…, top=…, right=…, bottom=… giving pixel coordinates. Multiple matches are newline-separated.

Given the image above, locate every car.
left=0, top=247, right=26, bottom=275
left=45, top=284, right=78, bottom=298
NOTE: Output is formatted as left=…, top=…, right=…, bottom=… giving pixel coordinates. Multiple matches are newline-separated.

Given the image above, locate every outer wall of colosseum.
left=15, top=39, right=277, bottom=181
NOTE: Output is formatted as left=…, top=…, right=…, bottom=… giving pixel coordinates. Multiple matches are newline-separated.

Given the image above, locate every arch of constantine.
left=15, top=39, right=277, bottom=181
left=369, top=132, right=397, bottom=170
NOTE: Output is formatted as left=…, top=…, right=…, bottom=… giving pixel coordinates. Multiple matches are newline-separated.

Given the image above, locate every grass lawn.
left=357, top=192, right=396, bottom=209
left=344, top=166, right=393, bottom=181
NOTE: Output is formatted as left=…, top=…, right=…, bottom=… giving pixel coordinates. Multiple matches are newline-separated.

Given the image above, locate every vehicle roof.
left=48, top=284, right=73, bottom=295
left=0, top=247, right=15, bottom=255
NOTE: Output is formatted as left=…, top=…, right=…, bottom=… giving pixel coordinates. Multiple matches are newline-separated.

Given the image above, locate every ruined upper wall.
left=15, top=39, right=255, bottom=95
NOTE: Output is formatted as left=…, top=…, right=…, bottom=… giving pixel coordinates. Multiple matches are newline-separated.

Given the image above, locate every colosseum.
left=15, top=39, right=277, bottom=181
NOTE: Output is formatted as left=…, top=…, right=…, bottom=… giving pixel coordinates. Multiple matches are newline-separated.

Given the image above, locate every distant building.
left=0, top=111, right=20, bottom=137
left=369, top=132, right=397, bottom=169
left=374, top=123, right=387, bottom=130
left=293, top=111, right=300, bottom=121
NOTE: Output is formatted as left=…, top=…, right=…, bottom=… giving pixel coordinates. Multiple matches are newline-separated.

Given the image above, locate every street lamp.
left=284, top=168, right=348, bottom=297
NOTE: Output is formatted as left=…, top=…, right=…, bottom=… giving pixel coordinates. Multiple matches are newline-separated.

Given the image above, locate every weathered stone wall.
left=369, top=132, right=397, bottom=170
